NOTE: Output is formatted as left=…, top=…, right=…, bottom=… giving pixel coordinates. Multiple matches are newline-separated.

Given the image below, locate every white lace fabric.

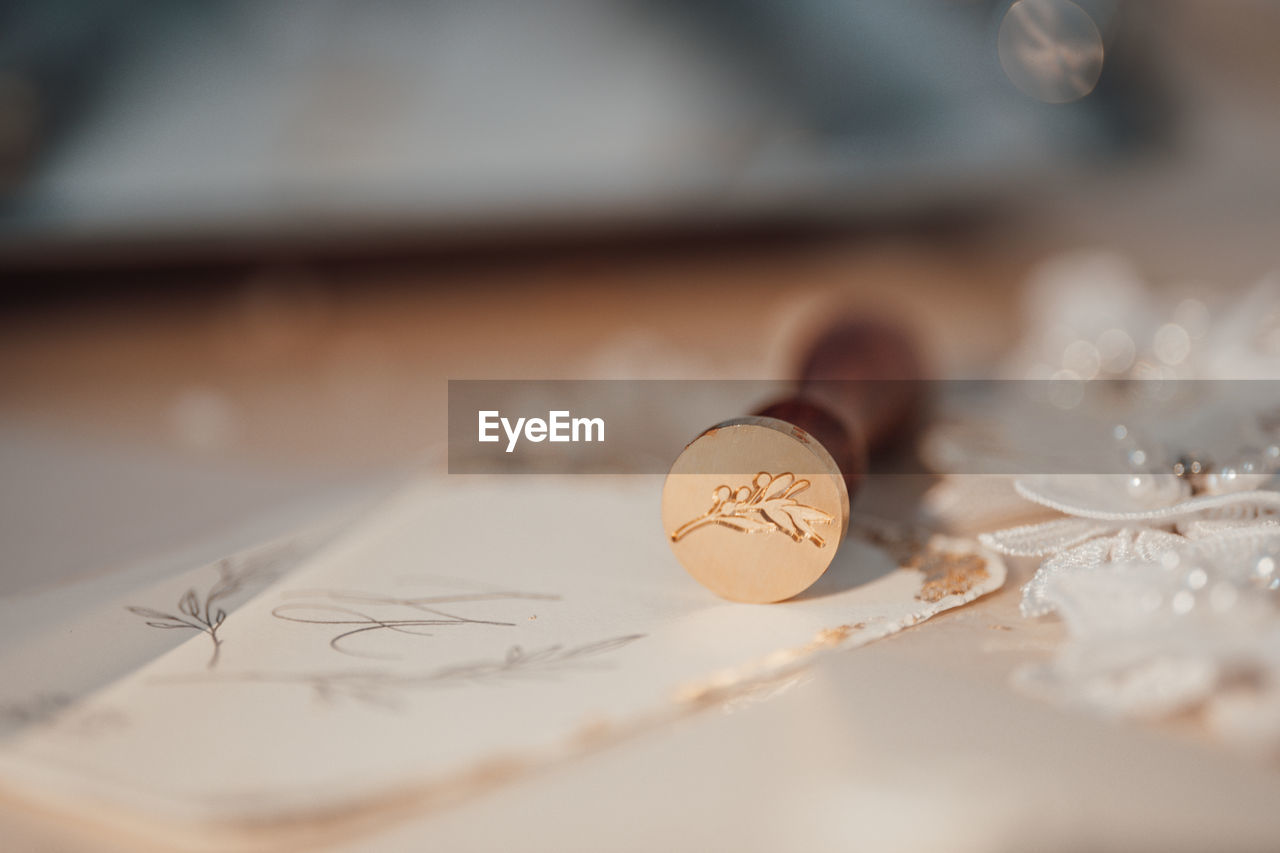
left=925, top=253, right=1280, bottom=755
left=980, top=474, right=1280, bottom=753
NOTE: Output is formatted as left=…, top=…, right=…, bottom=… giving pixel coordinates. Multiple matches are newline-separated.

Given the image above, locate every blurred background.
left=4, top=3, right=1280, bottom=849
left=0, top=0, right=1171, bottom=259
left=2, top=0, right=1280, bottom=588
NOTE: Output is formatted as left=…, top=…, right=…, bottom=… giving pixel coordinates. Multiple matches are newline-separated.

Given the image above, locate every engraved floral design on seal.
left=670, top=472, right=834, bottom=547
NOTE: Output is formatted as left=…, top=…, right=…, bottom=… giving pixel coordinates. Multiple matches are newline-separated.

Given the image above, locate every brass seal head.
left=661, top=417, right=850, bottom=603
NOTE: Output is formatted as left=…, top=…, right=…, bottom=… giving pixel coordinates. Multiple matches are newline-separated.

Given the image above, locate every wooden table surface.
left=3, top=225, right=1280, bottom=850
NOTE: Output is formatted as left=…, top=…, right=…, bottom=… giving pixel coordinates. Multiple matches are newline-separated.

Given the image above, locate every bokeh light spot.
left=998, top=0, right=1104, bottom=104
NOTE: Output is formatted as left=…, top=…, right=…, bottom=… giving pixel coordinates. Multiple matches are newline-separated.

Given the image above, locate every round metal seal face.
left=661, top=417, right=850, bottom=603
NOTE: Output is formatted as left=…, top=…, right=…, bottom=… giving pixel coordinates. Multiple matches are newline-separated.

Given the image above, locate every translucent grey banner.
left=448, top=380, right=1280, bottom=476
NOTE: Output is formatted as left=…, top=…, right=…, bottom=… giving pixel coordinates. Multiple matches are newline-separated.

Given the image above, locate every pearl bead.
left=1200, top=452, right=1274, bottom=494
left=1255, top=555, right=1276, bottom=580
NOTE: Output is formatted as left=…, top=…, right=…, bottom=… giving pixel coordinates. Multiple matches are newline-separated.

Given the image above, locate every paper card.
left=0, top=477, right=1004, bottom=846
left=0, top=515, right=352, bottom=739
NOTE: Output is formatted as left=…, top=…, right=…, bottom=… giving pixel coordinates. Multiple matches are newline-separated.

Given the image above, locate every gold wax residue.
left=570, top=716, right=616, bottom=748
left=672, top=622, right=865, bottom=708
left=907, top=551, right=990, bottom=603
left=815, top=623, right=864, bottom=647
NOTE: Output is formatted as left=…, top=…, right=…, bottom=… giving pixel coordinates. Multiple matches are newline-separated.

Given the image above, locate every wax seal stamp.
left=663, top=417, right=849, bottom=603
left=662, top=319, right=923, bottom=602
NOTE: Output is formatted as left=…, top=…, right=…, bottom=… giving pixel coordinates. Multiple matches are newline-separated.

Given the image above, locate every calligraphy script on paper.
left=155, top=634, right=645, bottom=709
left=270, top=587, right=562, bottom=659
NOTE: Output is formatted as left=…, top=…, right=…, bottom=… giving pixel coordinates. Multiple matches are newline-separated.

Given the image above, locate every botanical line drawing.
left=0, top=692, right=73, bottom=730
left=271, top=588, right=561, bottom=659
left=670, top=472, right=834, bottom=547
left=157, top=634, right=645, bottom=709
left=0, top=693, right=128, bottom=738
left=126, top=555, right=282, bottom=669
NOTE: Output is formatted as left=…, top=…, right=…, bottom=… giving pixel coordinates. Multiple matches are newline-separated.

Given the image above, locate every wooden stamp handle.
left=753, top=319, right=923, bottom=500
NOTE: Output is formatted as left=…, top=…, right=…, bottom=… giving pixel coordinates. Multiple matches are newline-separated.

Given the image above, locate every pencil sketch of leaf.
left=670, top=472, right=834, bottom=547
left=0, top=693, right=72, bottom=731
left=125, top=554, right=285, bottom=669
left=559, top=635, right=645, bottom=659
left=158, top=634, right=646, bottom=709
left=126, top=606, right=179, bottom=621
left=125, top=607, right=198, bottom=631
